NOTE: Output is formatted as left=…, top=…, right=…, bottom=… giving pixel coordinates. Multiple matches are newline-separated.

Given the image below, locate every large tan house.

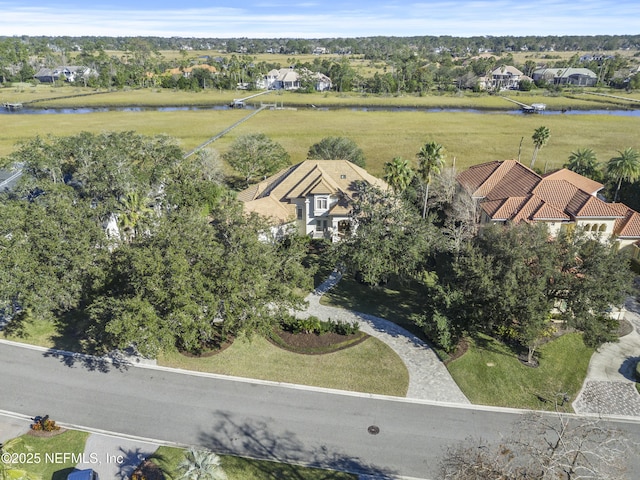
left=457, top=160, right=640, bottom=257
left=238, top=160, right=388, bottom=241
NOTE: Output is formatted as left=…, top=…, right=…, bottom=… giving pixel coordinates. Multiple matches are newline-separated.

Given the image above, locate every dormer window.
left=316, top=197, right=328, bottom=210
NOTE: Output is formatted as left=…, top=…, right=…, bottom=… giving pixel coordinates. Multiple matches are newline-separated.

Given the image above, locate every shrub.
left=30, top=415, right=60, bottom=432
left=279, top=315, right=359, bottom=336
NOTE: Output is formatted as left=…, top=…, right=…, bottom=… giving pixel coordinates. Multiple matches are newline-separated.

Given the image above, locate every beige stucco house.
left=457, top=160, right=640, bottom=257
left=238, top=160, right=388, bottom=242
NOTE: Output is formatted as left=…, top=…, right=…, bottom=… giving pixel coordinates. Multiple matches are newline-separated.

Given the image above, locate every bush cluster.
left=281, top=315, right=360, bottom=336
left=30, top=415, right=60, bottom=432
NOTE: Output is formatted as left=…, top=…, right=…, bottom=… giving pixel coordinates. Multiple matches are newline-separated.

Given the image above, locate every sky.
left=0, top=0, right=638, bottom=38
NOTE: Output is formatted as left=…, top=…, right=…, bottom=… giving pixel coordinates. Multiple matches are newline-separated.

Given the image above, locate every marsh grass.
left=2, top=94, right=637, bottom=177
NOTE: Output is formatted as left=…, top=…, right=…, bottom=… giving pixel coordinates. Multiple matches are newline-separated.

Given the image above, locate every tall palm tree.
left=383, top=156, right=414, bottom=193
left=565, top=147, right=600, bottom=179
left=416, top=141, right=445, bottom=218
left=607, top=147, right=640, bottom=202
left=177, top=448, right=227, bottom=480
left=530, top=126, right=550, bottom=170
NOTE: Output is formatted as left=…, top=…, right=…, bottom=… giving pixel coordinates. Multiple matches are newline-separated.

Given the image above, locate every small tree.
left=307, top=136, right=366, bottom=167
left=223, top=133, right=290, bottom=187
left=440, top=412, right=630, bottom=480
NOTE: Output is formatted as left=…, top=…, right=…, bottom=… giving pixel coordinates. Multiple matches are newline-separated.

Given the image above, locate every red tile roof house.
left=456, top=160, right=640, bottom=259
left=238, top=160, right=388, bottom=242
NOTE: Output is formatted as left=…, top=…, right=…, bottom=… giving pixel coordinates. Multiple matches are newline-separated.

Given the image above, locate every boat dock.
left=2, top=102, right=23, bottom=111
left=500, top=96, right=546, bottom=113
left=230, top=90, right=273, bottom=108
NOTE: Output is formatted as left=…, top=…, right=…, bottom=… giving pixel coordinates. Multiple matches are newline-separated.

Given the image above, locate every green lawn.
left=159, top=334, right=409, bottom=397
left=447, top=332, right=594, bottom=411
left=320, top=274, right=427, bottom=342
left=152, top=446, right=357, bottom=480
left=7, top=430, right=89, bottom=480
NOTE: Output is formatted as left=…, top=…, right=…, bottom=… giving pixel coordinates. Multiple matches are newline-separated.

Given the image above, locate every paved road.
left=2, top=343, right=640, bottom=479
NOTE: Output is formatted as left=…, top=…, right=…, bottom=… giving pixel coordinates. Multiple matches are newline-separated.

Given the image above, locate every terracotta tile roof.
left=543, top=168, right=603, bottom=195
left=611, top=203, right=640, bottom=238
left=458, top=160, right=540, bottom=199
left=239, top=160, right=387, bottom=224
left=459, top=160, right=624, bottom=226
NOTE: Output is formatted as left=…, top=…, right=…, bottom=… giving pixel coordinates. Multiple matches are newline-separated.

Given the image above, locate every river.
left=2, top=104, right=640, bottom=116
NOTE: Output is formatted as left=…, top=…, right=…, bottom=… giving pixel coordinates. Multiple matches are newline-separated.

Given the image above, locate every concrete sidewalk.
left=573, top=296, right=640, bottom=416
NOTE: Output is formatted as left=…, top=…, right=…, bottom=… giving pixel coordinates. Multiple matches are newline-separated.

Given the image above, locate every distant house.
left=258, top=67, right=332, bottom=91
left=238, top=159, right=388, bottom=242
left=34, top=66, right=96, bottom=84
left=161, top=64, right=217, bottom=78
left=457, top=160, right=640, bottom=257
left=532, top=68, right=598, bottom=86
left=490, top=65, right=524, bottom=90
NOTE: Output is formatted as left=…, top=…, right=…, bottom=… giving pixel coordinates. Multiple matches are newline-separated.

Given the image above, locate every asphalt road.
left=2, top=342, right=640, bottom=479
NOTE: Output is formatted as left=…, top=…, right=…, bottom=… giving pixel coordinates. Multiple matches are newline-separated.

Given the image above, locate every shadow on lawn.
left=199, top=411, right=397, bottom=479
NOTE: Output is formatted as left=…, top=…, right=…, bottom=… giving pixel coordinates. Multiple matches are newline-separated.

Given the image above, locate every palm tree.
left=383, top=156, right=414, bottom=193
left=607, top=147, right=640, bottom=202
left=416, top=141, right=445, bottom=218
left=118, top=191, right=153, bottom=242
left=530, top=126, right=550, bottom=170
left=565, top=148, right=600, bottom=179
left=1, top=438, right=41, bottom=480
left=177, top=448, right=227, bottom=480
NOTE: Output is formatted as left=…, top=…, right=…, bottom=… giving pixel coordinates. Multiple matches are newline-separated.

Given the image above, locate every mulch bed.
left=178, top=336, right=235, bottom=358
left=131, top=459, right=165, bottom=480
left=444, top=337, right=469, bottom=365
left=27, top=427, right=66, bottom=438
left=270, top=328, right=369, bottom=354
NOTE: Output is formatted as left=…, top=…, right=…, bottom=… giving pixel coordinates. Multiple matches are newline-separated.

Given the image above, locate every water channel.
left=2, top=104, right=640, bottom=116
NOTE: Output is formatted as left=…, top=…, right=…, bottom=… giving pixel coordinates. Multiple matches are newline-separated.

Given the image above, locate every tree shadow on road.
left=42, top=348, right=131, bottom=373
left=198, top=410, right=397, bottom=479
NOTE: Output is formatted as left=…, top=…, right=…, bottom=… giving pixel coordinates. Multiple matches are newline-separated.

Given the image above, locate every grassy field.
left=158, top=334, right=409, bottom=397
left=447, top=333, right=594, bottom=411
left=2, top=90, right=638, bottom=177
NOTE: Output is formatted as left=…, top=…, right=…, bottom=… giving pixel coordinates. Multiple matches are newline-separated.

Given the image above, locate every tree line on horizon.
left=1, top=34, right=639, bottom=92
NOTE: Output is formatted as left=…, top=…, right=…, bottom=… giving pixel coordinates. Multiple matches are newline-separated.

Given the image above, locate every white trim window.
left=316, top=196, right=328, bottom=210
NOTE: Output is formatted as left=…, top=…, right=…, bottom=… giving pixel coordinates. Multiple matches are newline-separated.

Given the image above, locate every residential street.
left=2, top=342, right=640, bottom=479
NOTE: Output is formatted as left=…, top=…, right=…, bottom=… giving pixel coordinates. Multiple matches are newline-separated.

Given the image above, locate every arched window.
left=583, top=223, right=591, bottom=231
left=599, top=224, right=607, bottom=232
left=591, top=224, right=599, bottom=232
